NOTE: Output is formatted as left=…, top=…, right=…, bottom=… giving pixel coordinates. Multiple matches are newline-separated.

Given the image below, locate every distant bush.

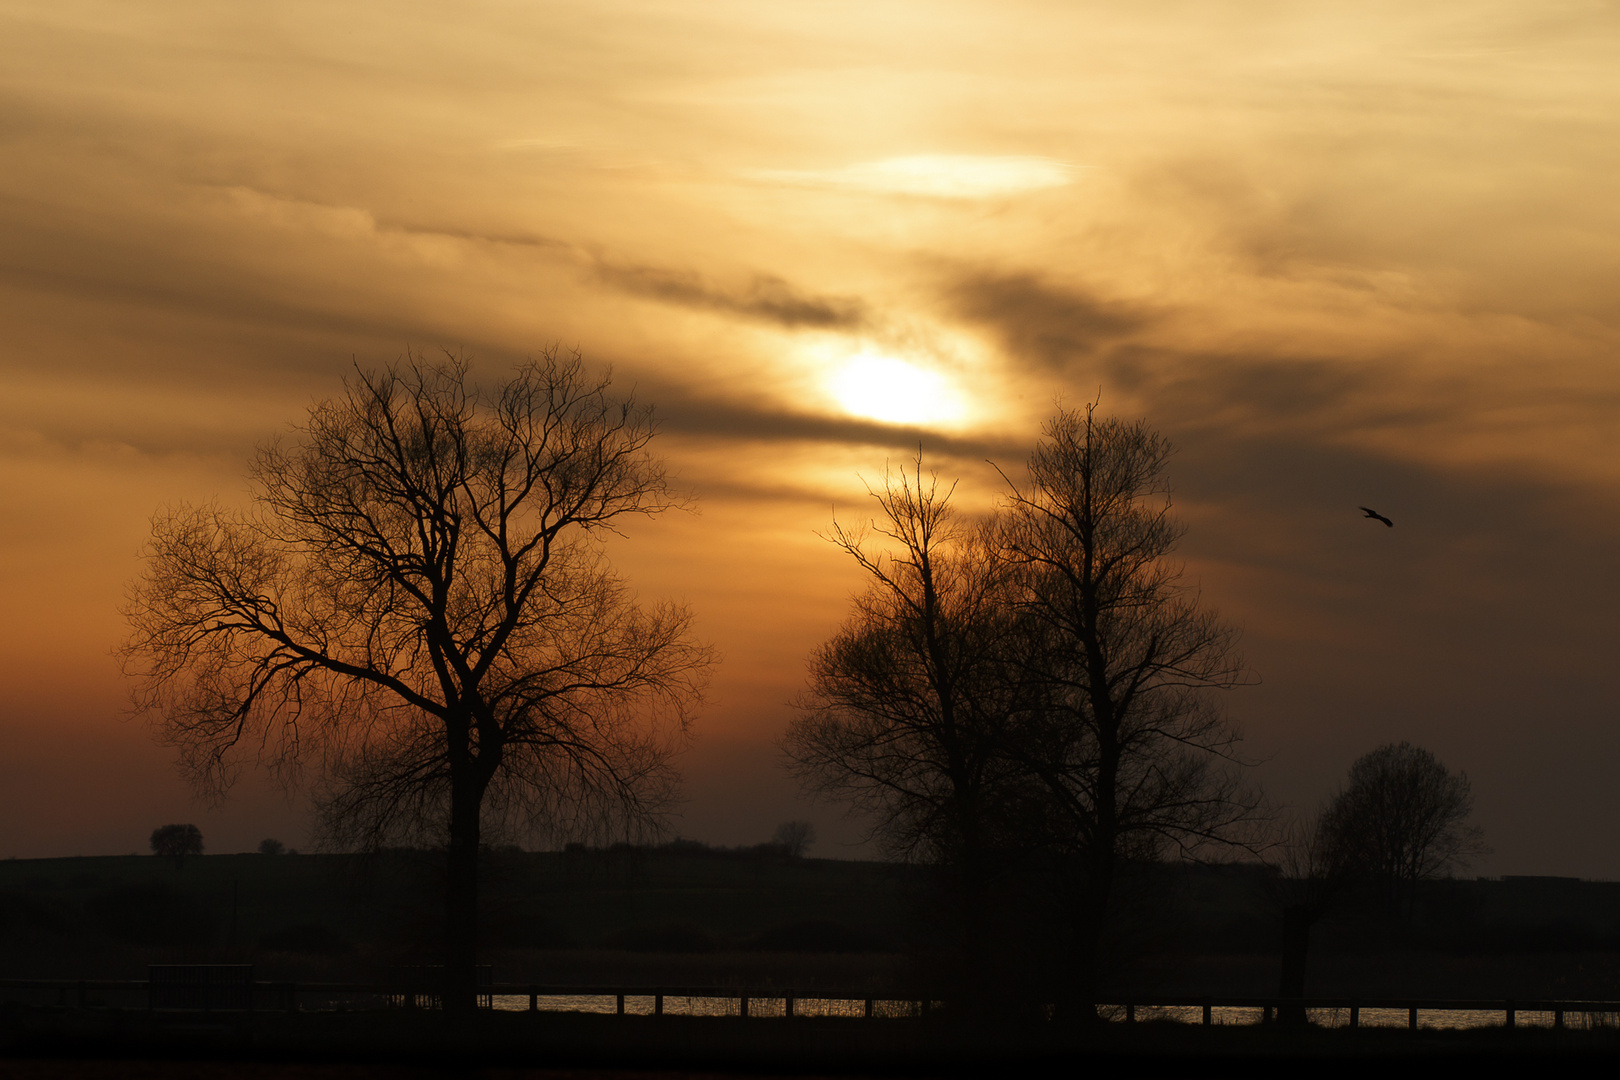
left=257, top=922, right=353, bottom=955
left=86, top=882, right=215, bottom=946
left=0, top=890, right=79, bottom=940
left=602, top=921, right=718, bottom=953
left=257, top=838, right=285, bottom=856
left=748, top=919, right=886, bottom=954
left=481, top=914, right=574, bottom=949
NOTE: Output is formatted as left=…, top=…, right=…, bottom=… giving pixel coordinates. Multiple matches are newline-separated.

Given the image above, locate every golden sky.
left=3, top=0, right=1619, bottom=872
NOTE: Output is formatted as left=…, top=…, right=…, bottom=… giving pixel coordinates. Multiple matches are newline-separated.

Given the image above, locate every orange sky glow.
left=3, top=1, right=1620, bottom=874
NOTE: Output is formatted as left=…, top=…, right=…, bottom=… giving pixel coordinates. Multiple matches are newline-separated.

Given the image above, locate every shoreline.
left=5, top=1006, right=1620, bottom=1075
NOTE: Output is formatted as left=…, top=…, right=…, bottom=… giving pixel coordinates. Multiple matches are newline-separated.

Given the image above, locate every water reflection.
left=491, top=995, right=1620, bottom=1031
left=490, top=994, right=923, bottom=1018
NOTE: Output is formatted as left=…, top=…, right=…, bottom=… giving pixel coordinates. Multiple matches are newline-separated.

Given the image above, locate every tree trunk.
left=1276, top=906, right=1313, bottom=1026
left=443, top=765, right=483, bottom=1014
left=1059, top=855, right=1113, bottom=1026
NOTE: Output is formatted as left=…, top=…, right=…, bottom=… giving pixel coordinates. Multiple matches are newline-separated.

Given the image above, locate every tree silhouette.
left=1319, top=741, right=1487, bottom=917
left=784, top=461, right=1028, bottom=1006
left=771, top=820, right=817, bottom=858
left=123, top=350, right=713, bottom=1009
left=996, top=403, right=1257, bottom=1020
left=149, top=823, right=203, bottom=868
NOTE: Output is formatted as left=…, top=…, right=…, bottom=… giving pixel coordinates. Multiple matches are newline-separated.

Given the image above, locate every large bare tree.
left=996, top=403, right=1256, bottom=1016
left=123, top=350, right=712, bottom=1008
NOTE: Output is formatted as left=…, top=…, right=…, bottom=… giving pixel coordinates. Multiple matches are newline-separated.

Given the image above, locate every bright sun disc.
left=830, top=354, right=964, bottom=426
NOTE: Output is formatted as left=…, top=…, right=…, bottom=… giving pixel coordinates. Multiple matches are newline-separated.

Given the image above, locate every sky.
left=2, top=0, right=1619, bottom=875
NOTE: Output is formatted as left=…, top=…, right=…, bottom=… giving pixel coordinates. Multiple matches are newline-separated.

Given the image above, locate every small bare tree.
left=1266, top=809, right=1356, bottom=1023
left=771, top=820, right=817, bottom=859
left=123, top=350, right=713, bottom=1009
left=996, top=404, right=1258, bottom=1017
left=783, top=460, right=1028, bottom=1002
left=1319, top=741, right=1487, bottom=917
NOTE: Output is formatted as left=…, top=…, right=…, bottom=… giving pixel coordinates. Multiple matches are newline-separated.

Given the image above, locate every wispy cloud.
left=746, top=155, right=1079, bottom=199
left=596, top=264, right=868, bottom=329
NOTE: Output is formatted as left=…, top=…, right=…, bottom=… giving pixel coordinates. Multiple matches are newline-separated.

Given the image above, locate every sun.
left=829, top=353, right=965, bottom=426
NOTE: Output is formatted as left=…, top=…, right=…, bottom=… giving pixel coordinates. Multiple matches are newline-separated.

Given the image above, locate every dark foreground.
left=4, top=1007, right=1620, bottom=1078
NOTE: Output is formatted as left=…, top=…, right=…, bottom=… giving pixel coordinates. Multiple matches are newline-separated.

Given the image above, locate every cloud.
left=596, top=264, right=868, bottom=329
left=746, top=155, right=1079, bottom=199
left=943, top=270, right=1150, bottom=370
left=637, top=375, right=1025, bottom=462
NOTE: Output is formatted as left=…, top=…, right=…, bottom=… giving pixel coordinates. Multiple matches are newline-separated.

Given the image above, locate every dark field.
left=4, top=849, right=1620, bottom=998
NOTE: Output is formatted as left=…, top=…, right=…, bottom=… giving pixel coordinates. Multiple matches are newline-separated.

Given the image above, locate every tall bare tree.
left=783, top=461, right=1027, bottom=1002
left=123, top=350, right=712, bottom=1008
left=996, top=403, right=1256, bottom=1017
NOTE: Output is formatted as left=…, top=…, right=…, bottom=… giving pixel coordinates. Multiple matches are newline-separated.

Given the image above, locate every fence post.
left=616, top=993, right=625, bottom=1016
left=785, top=994, right=795, bottom=1018
left=865, top=998, right=874, bottom=1019
left=1125, top=1003, right=1135, bottom=1024
left=655, top=994, right=664, bottom=1016
left=1505, top=1001, right=1516, bottom=1029
left=1407, top=1005, right=1417, bottom=1030
left=1202, top=1000, right=1212, bottom=1026
left=1350, top=1003, right=1359, bottom=1028
left=529, top=990, right=537, bottom=1012
left=740, top=995, right=749, bottom=1018
left=1555, top=1008, right=1564, bottom=1029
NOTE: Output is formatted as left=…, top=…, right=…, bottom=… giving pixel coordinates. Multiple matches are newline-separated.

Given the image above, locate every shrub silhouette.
left=86, top=882, right=215, bottom=946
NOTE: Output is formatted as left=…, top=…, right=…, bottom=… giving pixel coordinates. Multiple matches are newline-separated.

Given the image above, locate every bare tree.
left=771, top=820, right=817, bottom=859
left=783, top=460, right=1027, bottom=1002
left=123, top=349, right=713, bottom=1009
left=150, top=823, right=204, bottom=868
left=1319, top=741, right=1487, bottom=917
left=995, top=403, right=1257, bottom=1017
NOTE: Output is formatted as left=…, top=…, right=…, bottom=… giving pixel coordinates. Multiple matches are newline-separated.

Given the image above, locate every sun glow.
left=829, top=353, right=966, bottom=427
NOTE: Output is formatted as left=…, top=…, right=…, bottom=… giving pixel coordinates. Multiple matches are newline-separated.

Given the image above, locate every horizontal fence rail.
left=2, top=978, right=1619, bottom=1030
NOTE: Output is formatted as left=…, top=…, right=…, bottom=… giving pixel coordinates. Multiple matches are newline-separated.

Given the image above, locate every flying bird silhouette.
left=1359, top=506, right=1394, bottom=528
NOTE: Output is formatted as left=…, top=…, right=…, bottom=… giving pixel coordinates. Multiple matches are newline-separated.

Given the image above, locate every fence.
left=1, top=975, right=1618, bottom=1031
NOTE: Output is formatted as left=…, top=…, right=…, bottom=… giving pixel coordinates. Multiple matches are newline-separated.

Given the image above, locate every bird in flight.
left=1359, top=506, right=1394, bottom=528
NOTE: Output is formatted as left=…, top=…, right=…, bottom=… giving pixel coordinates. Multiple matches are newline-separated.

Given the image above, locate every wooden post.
left=1125, top=1003, right=1135, bottom=1023
left=740, top=994, right=749, bottom=1018
left=1407, top=1005, right=1417, bottom=1030
left=1350, top=1004, right=1359, bottom=1028
left=655, top=994, right=664, bottom=1016
left=1555, top=1008, right=1564, bottom=1029
left=865, top=998, right=874, bottom=1019
left=616, top=993, right=625, bottom=1016
left=528, top=991, right=537, bottom=1011
left=1202, top=1001, right=1212, bottom=1026
left=785, top=994, right=795, bottom=1018
left=1505, top=1002, right=1516, bottom=1029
